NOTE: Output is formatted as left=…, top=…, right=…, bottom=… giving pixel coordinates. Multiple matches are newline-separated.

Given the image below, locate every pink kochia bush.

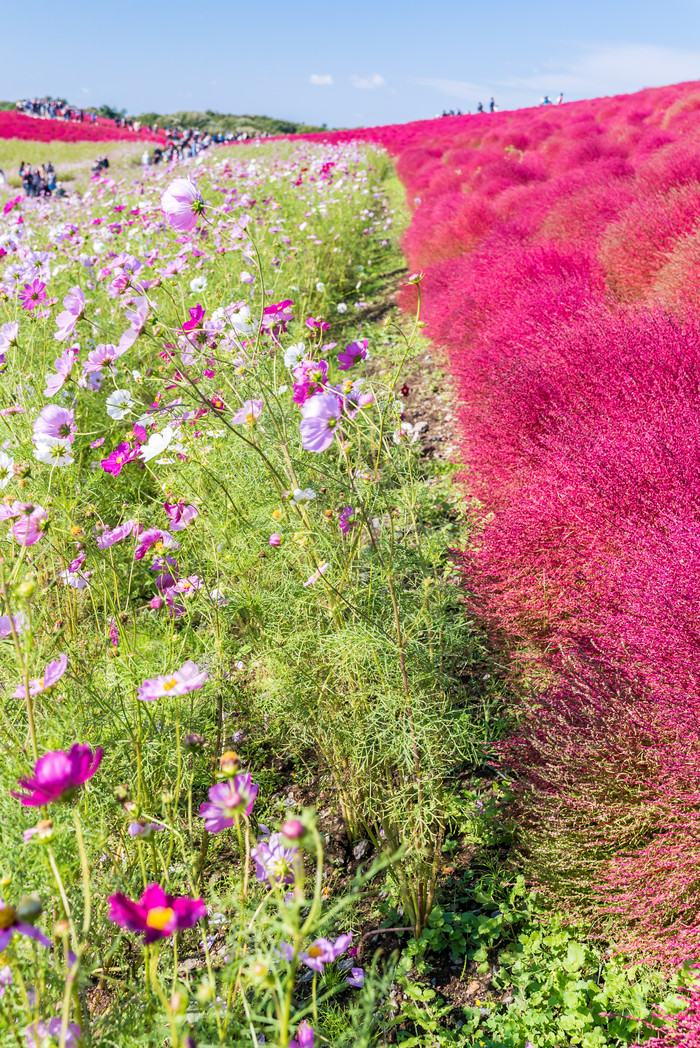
left=295, top=78, right=700, bottom=967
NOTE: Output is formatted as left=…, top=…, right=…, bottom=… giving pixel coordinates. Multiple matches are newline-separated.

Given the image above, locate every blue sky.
left=3, top=0, right=700, bottom=127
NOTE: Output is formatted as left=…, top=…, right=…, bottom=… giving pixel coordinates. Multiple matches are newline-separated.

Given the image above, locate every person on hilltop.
left=489, top=97, right=496, bottom=112
left=556, top=92, right=564, bottom=104
left=477, top=102, right=484, bottom=113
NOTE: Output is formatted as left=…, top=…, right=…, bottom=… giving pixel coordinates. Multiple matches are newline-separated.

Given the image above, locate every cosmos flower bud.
left=269, top=533, right=281, bottom=546
left=219, top=751, right=239, bottom=775
left=113, top=784, right=130, bottom=804
left=183, top=733, right=206, bottom=753
left=281, top=818, right=306, bottom=840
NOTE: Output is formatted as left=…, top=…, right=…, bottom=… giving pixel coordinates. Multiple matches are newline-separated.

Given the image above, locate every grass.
left=0, top=138, right=145, bottom=187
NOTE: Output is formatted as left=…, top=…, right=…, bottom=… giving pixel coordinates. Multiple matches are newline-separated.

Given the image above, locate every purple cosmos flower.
left=53, top=286, right=85, bottom=342
left=164, top=501, right=198, bottom=531
left=26, top=1018, right=81, bottom=1048
left=303, top=562, right=329, bottom=587
left=137, top=660, right=208, bottom=701
left=100, top=442, right=142, bottom=477
left=108, top=883, right=206, bottom=943
left=134, top=528, right=179, bottom=561
left=161, top=178, right=206, bottom=233
left=199, top=773, right=259, bottom=832
left=19, top=280, right=47, bottom=311
left=232, top=399, right=263, bottom=425
left=298, top=933, right=353, bottom=973
left=33, top=405, right=76, bottom=444
left=0, top=612, right=27, bottom=639
left=288, top=1022, right=314, bottom=1048
left=44, top=345, right=79, bottom=397
left=338, top=506, right=356, bottom=534
left=262, top=299, right=294, bottom=338
left=337, top=340, right=369, bottom=370
left=11, top=653, right=67, bottom=699
left=0, top=900, right=51, bottom=953
left=252, top=829, right=297, bottom=885
left=346, top=967, right=364, bottom=988
left=10, top=743, right=102, bottom=806
left=96, top=519, right=136, bottom=549
left=128, top=821, right=164, bottom=840
left=299, top=392, right=342, bottom=453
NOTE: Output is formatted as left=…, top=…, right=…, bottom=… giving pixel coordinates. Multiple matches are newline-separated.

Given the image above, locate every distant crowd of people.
left=17, top=97, right=150, bottom=133
left=18, top=161, right=57, bottom=197
left=439, top=93, right=564, bottom=117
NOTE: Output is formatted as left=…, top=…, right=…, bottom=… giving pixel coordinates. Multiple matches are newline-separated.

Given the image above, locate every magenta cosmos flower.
left=19, top=279, right=47, bottom=311
left=11, top=743, right=102, bottom=806
left=108, top=883, right=205, bottom=943
left=289, top=1022, right=314, bottom=1048
left=299, top=392, right=342, bottom=453
left=232, top=399, right=263, bottom=425
left=164, top=501, right=198, bottom=530
left=12, top=653, right=68, bottom=698
left=134, top=528, right=179, bottom=560
left=337, top=339, right=369, bottom=370
left=161, top=178, right=205, bottom=232
left=182, top=303, right=206, bottom=333
left=199, top=773, right=259, bottom=832
left=137, top=660, right=208, bottom=701
left=54, top=286, right=85, bottom=341
left=0, top=899, right=51, bottom=952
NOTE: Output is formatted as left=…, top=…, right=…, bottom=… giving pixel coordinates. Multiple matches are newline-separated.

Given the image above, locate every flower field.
left=3, top=78, right=700, bottom=1047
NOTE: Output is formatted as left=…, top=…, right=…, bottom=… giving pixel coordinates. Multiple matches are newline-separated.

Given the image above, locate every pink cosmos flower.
left=199, top=773, right=259, bottom=832
left=33, top=405, right=76, bottom=444
left=44, top=345, right=79, bottom=397
left=164, top=501, right=198, bottom=530
left=292, top=359, right=328, bottom=405
left=82, top=342, right=127, bottom=376
left=26, top=1019, right=81, bottom=1048
left=299, top=393, right=342, bottom=452
left=108, top=883, right=205, bottom=943
left=134, top=528, right=179, bottom=560
left=11, top=742, right=101, bottom=805
left=337, top=339, right=369, bottom=370
left=0, top=900, right=51, bottom=953
left=289, top=1022, right=314, bottom=1048
left=137, top=660, right=208, bottom=701
left=161, top=178, right=205, bottom=232
left=53, top=286, right=85, bottom=341
left=96, top=519, right=136, bottom=548
left=117, top=296, right=149, bottom=352
left=269, top=533, right=281, bottom=546
left=232, top=399, right=263, bottom=425
left=262, top=299, right=294, bottom=338
left=19, top=280, right=47, bottom=311
left=5, top=502, right=48, bottom=546
left=0, top=322, right=18, bottom=356
left=12, top=654, right=68, bottom=699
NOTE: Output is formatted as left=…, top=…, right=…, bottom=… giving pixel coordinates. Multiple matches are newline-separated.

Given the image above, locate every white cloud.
left=350, top=73, right=385, bottom=90
left=310, top=73, right=333, bottom=86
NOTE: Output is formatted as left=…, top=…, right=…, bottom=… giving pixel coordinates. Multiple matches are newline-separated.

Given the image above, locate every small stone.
left=353, top=839, right=371, bottom=861
left=466, top=980, right=480, bottom=996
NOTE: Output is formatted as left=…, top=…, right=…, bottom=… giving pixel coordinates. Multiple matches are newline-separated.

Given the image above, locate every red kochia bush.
left=0, top=110, right=164, bottom=143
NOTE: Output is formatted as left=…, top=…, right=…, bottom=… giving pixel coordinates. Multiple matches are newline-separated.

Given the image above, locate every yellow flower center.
left=307, top=945, right=323, bottom=959
left=162, top=678, right=178, bottom=692
left=146, top=906, right=174, bottom=931
left=0, top=906, right=16, bottom=930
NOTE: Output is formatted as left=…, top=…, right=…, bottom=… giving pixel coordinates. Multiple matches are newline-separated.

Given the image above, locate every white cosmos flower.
left=293, top=487, right=316, bottom=503
left=229, top=306, right=253, bottom=334
left=239, top=271, right=255, bottom=284
left=336, top=303, right=347, bottom=314
left=190, top=276, right=208, bottom=293
left=316, top=281, right=326, bottom=293
left=284, top=342, right=305, bottom=368
left=141, top=426, right=175, bottom=462
left=34, top=438, right=74, bottom=467
left=106, top=389, right=135, bottom=420
left=0, top=452, right=14, bottom=488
